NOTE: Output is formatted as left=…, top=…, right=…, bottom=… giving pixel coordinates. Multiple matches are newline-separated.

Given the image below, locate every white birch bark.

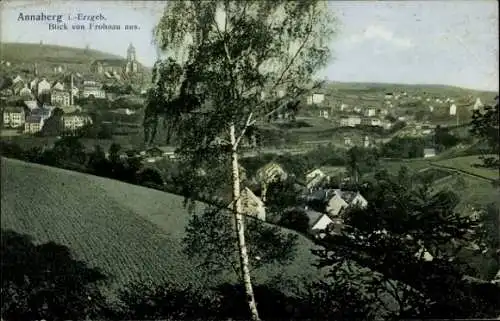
left=229, top=123, right=260, bottom=321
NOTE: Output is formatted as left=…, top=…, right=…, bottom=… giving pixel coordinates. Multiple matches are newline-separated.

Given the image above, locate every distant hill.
left=0, top=157, right=318, bottom=296
left=0, top=42, right=126, bottom=64
left=325, top=81, right=498, bottom=96
left=0, top=42, right=151, bottom=76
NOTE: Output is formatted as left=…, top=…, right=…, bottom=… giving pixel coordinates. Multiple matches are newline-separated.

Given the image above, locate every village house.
left=81, top=84, right=106, bottom=99
left=23, top=100, right=39, bottom=111
left=449, top=104, right=457, bottom=116
left=307, top=93, right=325, bottom=105
left=319, top=109, right=329, bottom=118
left=305, top=169, right=329, bottom=192
left=340, top=103, right=349, bottom=111
left=363, top=136, right=371, bottom=148
left=19, top=85, right=33, bottom=99
left=423, top=148, right=436, bottom=158
left=365, top=107, right=377, bottom=117
left=24, top=115, right=44, bottom=133
left=36, top=78, right=51, bottom=96
left=29, top=78, right=39, bottom=90
left=13, top=75, right=23, bottom=84
left=53, top=65, right=64, bottom=73
left=240, top=187, right=266, bottom=221
left=473, top=97, right=483, bottom=110
left=61, top=112, right=92, bottom=131
left=344, top=136, right=352, bottom=147
left=51, top=90, right=71, bottom=107
left=340, top=116, right=362, bottom=127
left=3, top=106, right=25, bottom=128
left=303, top=188, right=368, bottom=218
left=305, top=209, right=342, bottom=232
left=12, top=81, right=25, bottom=95
left=255, top=162, right=288, bottom=202
left=361, top=117, right=382, bottom=127
left=51, top=81, right=65, bottom=91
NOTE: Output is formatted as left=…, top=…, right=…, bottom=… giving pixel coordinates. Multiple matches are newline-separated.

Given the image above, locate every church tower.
left=125, top=43, right=138, bottom=74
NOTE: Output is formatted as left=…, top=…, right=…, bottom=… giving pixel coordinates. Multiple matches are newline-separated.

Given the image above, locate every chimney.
left=70, top=74, right=74, bottom=106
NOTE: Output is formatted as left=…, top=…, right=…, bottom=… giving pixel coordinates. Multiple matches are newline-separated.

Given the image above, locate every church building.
left=90, top=43, right=139, bottom=75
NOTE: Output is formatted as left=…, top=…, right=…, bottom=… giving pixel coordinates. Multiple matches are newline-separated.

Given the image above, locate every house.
left=61, top=112, right=92, bottom=131
left=37, top=78, right=51, bottom=96
left=24, top=115, right=44, bottom=133
left=365, top=108, right=377, bottom=117
left=305, top=169, right=328, bottom=191
left=385, top=93, right=393, bottom=99
left=361, top=117, right=382, bottom=127
left=256, top=162, right=288, bottom=201
left=29, top=78, right=39, bottom=90
left=363, top=136, right=370, bottom=148
left=379, top=108, right=389, bottom=116
left=23, top=100, right=39, bottom=111
left=319, top=109, right=329, bottom=118
left=307, top=93, right=325, bottom=105
left=304, top=189, right=368, bottom=218
left=19, top=85, right=33, bottom=99
left=473, top=98, right=483, bottom=110
left=13, top=75, right=23, bottom=84
left=340, top=116, right=361, bottom=127
left=429, top=105, right=434, bottom=112
left=326, top=189, right=368, bottom=217
left=145, top=146, right=163, bottom=158
left=256, top=162, right=287, bottom=184
left=52, top=81, right=65, bottom=91
left=449, top=104, right=457, bottom=116
left=423, top=148, right=436, bottom=158
left=240, top=187, right=266, bottom=221
left=340, top=103, right=349, bottom=111
left=51, top=90, right=71, bottom=107
left=3, top=106, right=25, bottom=128
left=12, top=81, right=25, bottom=95
left=306, top=209, right=334, bottom=231
left=81, top=85, right=106, bottom=99
left=53, top=65, right=64, bottom=73
left=344, top=136, right=352, bottom=146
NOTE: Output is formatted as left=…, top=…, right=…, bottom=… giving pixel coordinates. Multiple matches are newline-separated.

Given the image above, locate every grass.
left=0, top=157, right=319, bottom=296
left=1, top=42, right=124, bottom=64
left=432, top=173, right=499, bottom=211
left=432, top=155, right=499, bottom=180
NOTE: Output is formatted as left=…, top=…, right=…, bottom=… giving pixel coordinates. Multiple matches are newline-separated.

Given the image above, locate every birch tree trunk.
left=229, top=123, right=260, bottom=321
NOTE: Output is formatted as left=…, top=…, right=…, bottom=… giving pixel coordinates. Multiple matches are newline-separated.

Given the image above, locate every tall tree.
left=149, top=2, right=336, bottom=319
left=313, top=170, right=500, bottom=319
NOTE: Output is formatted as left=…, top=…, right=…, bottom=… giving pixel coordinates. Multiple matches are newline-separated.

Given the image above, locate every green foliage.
left=381, top=137, right=430, bottom=158
left=470, top=96, right=499, bottom=167
left=1, top=229, right=108, bottom=321
left=40, top=108, right=64, bottom=137
left=312, top=169, right=500, bottom=319
left=183, top=206, right=299, bottom=277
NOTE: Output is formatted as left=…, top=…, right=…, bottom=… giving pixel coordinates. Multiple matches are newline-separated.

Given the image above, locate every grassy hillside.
left=1, top=42, right=124, bottom=64
left=0, top=157, right=319, bottom=295
left=432, top=155, right=499, bottom=180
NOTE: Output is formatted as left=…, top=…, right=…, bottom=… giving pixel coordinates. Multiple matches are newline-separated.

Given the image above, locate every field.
left=0, top=157, right=319, bottom=296
left=376, top=156, right=499, bottom=212
left=431, top=155, right=499, bottom=180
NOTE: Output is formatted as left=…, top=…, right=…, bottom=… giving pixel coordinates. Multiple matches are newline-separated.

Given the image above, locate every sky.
left=1, top=0, right=498, bottom=91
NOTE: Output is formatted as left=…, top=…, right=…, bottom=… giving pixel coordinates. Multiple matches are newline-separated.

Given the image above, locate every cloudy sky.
left=1, top=0, right=498, bottom=91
